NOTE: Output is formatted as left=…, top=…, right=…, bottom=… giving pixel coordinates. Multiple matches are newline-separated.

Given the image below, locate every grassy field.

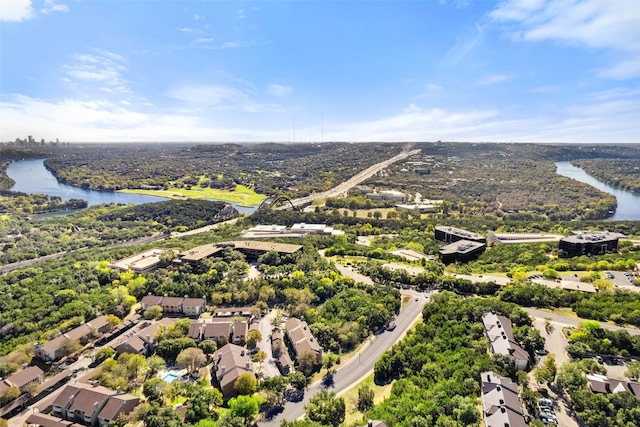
left=340, top=374, right=393, bottom=426
left=120, top=184, right=267, bottom=207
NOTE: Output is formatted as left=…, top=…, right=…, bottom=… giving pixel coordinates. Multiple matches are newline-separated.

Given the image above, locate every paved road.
left=258, top=309, right=281, bottom=379
left=259, top=289, right=431, bottom=426
left=524, top=308, right=640, bottom=335
left=284, top=149, right=420, bottom=209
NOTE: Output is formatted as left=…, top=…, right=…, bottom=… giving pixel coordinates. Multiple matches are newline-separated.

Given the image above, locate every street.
left=259, top=289, right=432, bottom=426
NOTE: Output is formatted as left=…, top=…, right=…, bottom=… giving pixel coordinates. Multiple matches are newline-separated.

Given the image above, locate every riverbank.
left=120, top=184, right=266, bottom=207
left=555, top=161, right=640, bottom=221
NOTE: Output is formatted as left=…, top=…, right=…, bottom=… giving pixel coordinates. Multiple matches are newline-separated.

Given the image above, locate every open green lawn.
left=120, top=184, right=267, bottom=207
left=340, top=374, right=393, bottom=426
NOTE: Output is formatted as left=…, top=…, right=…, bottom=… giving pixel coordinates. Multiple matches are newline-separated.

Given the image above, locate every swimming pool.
left=162, top=373, right=179, bottom=383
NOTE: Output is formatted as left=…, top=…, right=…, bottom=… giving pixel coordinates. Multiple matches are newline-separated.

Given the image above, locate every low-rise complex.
left=559, top=230, right=625, bottom=258
left=107, top=248, right=173, bottom=273
left=482, top=313, right=529, bottom=370
left=587, top=374, right=640, bottom=399
left=212, top=343, right=255, bottom=399
left=438, top=240, right=486, bottom=264
left=35, top=315, right=111, bottom=362
left=139, top=295, right=206, bottom=317
left=47, top=382, right=138, bottom=427
left=480, top=371, right=527, bottom=427
left=285, top=317, right=322, bottom=365
left=435, top=226, right=486, bottom=244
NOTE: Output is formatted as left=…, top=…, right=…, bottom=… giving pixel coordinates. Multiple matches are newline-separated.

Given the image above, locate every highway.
left=284, top=149, right=421, bottom=209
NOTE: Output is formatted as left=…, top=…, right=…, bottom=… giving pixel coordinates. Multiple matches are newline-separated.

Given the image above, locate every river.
left=6, top=159, right=258, bottom=215
left=555, top=161, right=640, bottom=221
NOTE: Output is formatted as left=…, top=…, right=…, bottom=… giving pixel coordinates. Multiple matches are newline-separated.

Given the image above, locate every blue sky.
left=1, top=0, right=639, bottom=143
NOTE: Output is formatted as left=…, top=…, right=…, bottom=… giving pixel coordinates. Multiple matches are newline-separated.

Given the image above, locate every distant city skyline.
left=1, top=0, right=639, bottom=143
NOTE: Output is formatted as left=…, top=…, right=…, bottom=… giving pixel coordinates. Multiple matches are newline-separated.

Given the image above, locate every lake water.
left=555, top=161, right=640, bottom=221
left=6, top=159, right=258, bottom=215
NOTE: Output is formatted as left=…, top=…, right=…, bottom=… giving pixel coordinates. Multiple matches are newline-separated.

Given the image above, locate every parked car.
left=386, top=322, right=397, bottom=331
left=534, top=386, right=549, bottom=396
left=538, top=398, right=553, bottom=407
left=540, top=410, right=557, bottom=420
left=536, top=349, right=549, bottom=356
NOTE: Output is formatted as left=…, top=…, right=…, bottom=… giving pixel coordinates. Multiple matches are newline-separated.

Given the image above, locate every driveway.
left=258, top=309, right=281, bottom=379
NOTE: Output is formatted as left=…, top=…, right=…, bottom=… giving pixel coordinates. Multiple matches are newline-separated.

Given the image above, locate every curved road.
left=524, top=308, right=640, bottom=335
left=260, top=284, right=432, bottom=426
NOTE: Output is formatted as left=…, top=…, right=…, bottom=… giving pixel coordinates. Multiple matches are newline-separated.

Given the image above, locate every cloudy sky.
left=1, top=0, right=639, bottom=143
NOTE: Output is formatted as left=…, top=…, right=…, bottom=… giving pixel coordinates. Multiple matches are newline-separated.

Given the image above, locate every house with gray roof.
left=482, top=313, right=529, bottom=370
left=481, top=371, right=527, bottom=427
left=212, top=343, right=255, bottom=399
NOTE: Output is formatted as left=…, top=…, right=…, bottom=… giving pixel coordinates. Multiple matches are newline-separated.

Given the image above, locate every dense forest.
left=41, top=142, right=404, bottom=196
left=366, top=292, right=534, bottom=426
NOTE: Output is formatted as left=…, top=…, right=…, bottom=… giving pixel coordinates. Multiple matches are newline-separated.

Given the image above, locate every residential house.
left=482, top=313, right=529, bottom=370
left=480, top=371, right=527, bottom=427
left=111, top=318, right=175, bottom=356
left=187, top=319, right=233, bottom=344
left=35, top=315, right=111, bottom=362
left=232, top=321, right=248, bottom=345
left=271, top=329, right=293, bottom=376
left=161, top=296, right=184, bottom=315
left=212, top=343, right=255, bottom=399
left=284, top=317, right=322, bottom=364
left=203, top=322, right=233, bottom=345
left=182, top=297, right=206, bottom=317
left=25, top=413, right=75, bottom=427
left=587, top=374, right=640, bottom=399
left=51, top=383, right=138, bottom=426
left=0, top=366, right=44, bottom=394
left=140, top=295, right=164, bottom=311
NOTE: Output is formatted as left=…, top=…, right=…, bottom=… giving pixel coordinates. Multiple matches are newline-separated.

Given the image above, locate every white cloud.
left=1, top=94, right=638, bottom=143
left=442, top=23, right=485, bottom=66
left=478, top=74, right=511, bottom=85
left=167, top=84, right=276, bottom=112
left=267, top=84, right=292, bottom=97
left=64, top=51, right=130, bottom=93
left=491, top=0, right=640, bottom=79
left=0, top=0, right=33, bottom=21
left=41, top=0, right=68, bottom=14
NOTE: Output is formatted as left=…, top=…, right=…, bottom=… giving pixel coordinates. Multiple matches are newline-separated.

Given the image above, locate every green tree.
left=94, top=347, right=115, bottom=363
left=143, top=377, right=168, bottom=401
left=228, top=395, right=261, bottom=426
left=297, top=350, right=321, bottom=376
left=625, top=360, right=640, bottom=380
left=322, top=352, right=339, bottom=374
left=253, top=350, right=267, bottom=373
left=234, top=372, right=257, bottom=395
left=198, top=339, right=218, bottom=355
left=143, top=305, right=163, bottom=320
left=0, top=386, right=20, bottom=406
left=535, top=354, right=557, bottom=384
left=246, top=329, right=262, bottom=349
left=147, top=355, right=167, bottom=376
left=176, top=347, right=206, bottom=372
left=357, top=385, right=374, bottom=412
left=305, top=391, right=345, bottom=427
left=289, top=371, right=308, bottom=391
